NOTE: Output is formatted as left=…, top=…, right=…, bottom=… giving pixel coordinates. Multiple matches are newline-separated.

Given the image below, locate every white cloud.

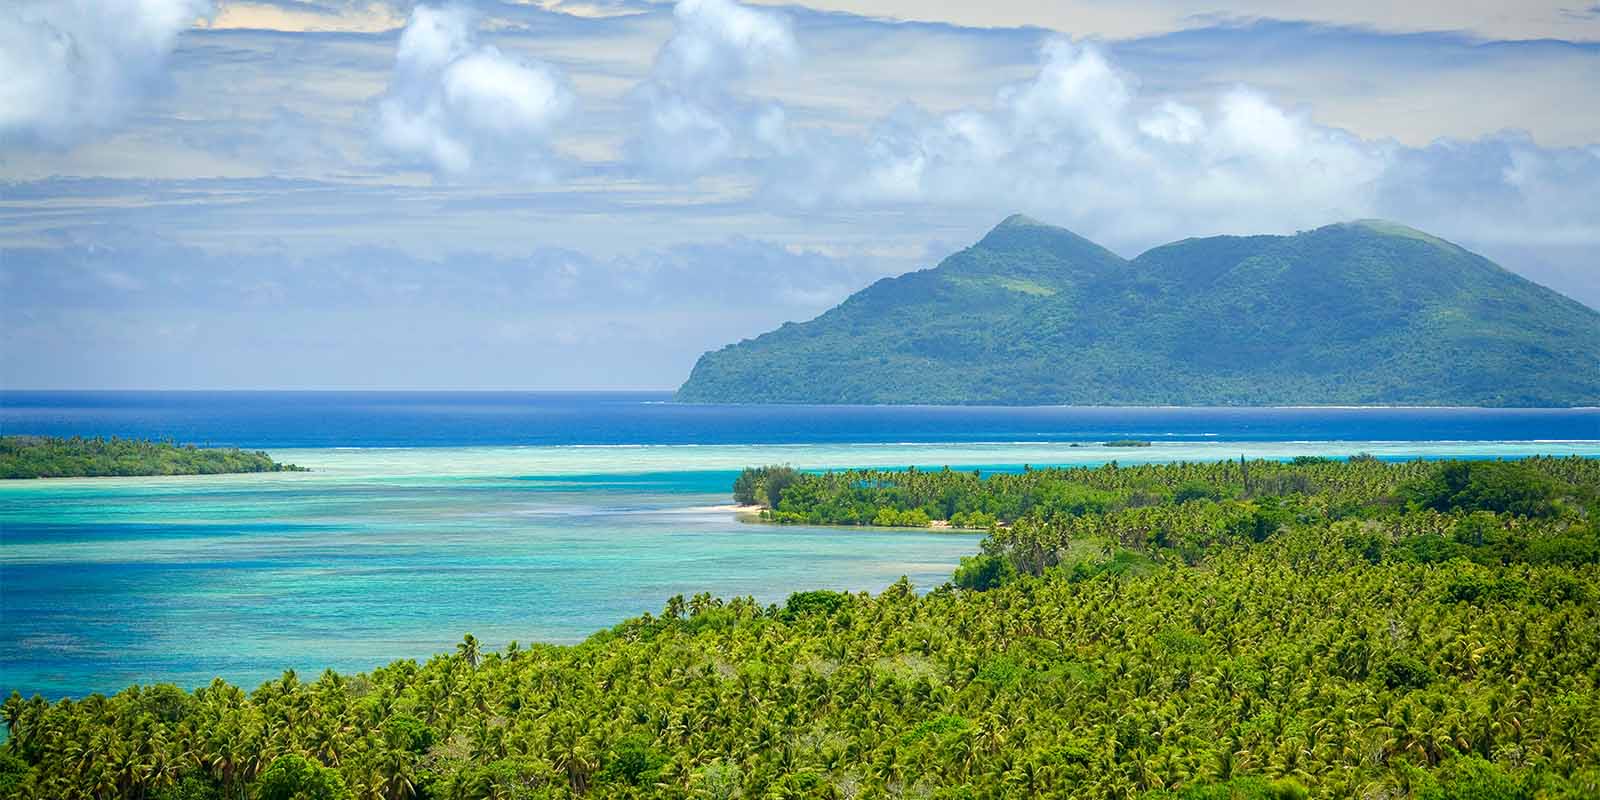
left=376, top=4, right=574, bottom=177
left=0, top=0, right=212, bottom=145
left=3, top=1, right=1597, bottom=338
left=657, top=0, right=797, bottom=84
left=769, top=40, right=1391, bottom=244
left=1378, top=134, right=1600, bottom=249
left=201, top=1, right=406, bottom=33
left=738, top=0, right=1600, bottom=43
left=628, top=0, right=797, bottom=175
left=645, top=33, right=1594, bottom=268
left=736, top=36, right=1597, bottom=282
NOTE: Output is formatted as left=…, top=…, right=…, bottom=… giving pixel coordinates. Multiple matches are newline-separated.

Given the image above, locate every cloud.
left=376, top=4, right=575, bottom=177
left=3, top=5, right=1596, bottom=326
left=717, top=35, right=1599, bottom=266
left=628, top=0, right=797, bottom=176
left=201, top=1, right=405, bottom=33
left=752, top=39, right=1387, bottom=245
left=0, top=0, right=212, bottom=145
left=1110, top=22, right=1600, bottom=148
left=1377, top=134, right=1600, bottom=248
left=739, top=0, right=1600, bottom=43
left=0, top=231, right=898, bottom=388
left=1, top=231, right=890, bottom=315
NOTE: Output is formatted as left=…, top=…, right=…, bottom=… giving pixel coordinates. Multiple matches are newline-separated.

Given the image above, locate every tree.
left=256, top=754, right=351, bottom=800
left=952, top=554, right=1013, bottom=591
left=8, top=456, right=1600, bottom=800
left=731, top=465, right=802, bottom=508
left=457, top=634, right=482, bottom=670
left=1403, top=460, right=1561, bottom=517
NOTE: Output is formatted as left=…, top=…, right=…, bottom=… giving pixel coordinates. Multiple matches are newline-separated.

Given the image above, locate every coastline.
left=9, top=440, right=1598, bottom=490
left=688, top=503, right=766, bottom=518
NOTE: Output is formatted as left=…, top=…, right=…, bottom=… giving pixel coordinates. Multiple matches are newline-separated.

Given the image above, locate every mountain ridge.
left=676, top=217, right=1600, bottom=407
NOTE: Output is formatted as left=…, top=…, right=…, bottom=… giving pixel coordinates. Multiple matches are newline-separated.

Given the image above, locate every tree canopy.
left=0, top=436, right=306, bottom=479
left=3, top=456, right=1597, bottom=799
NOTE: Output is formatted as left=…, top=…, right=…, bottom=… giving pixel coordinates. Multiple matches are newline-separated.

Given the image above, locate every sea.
left=2, top=391, right=1597, bottom=699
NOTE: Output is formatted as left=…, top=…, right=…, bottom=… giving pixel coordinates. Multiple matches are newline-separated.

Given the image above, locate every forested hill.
left=676, top=216, right=1600, bottom=406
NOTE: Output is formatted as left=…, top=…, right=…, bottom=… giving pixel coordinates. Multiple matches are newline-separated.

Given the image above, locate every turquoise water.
left=4, top=439, right=1600, bottom=699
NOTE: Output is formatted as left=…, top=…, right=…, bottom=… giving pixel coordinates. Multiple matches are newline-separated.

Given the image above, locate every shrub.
left=953, top=554, right=1014, bottom=591
left=256, top=754, right=351, bottom=800
left=1402, top=461, right=1561, bottom=518
left=382, top=714, right=437, bottom=754
left=1174, top=481, right=1223, bottom=504
left=783, top=590, right=849, bottom=619
left=733, top=465, right=802, bottom=508
left=1378, top=653, right=1435, bottom=690
left=1415, top=756, right=1529, bottom=800
left=872, top=507, right=931, bottom=527
left=600, top=733, right=667, bottom=787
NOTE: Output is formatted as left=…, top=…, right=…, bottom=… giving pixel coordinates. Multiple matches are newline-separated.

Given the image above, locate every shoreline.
left=7, top=441, right=1598, bottom=488
left=687, top=503, right=766, bottom=517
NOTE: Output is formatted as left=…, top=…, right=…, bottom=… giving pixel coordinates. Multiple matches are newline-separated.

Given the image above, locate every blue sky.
left=2, top=0, right=1598, bottom=389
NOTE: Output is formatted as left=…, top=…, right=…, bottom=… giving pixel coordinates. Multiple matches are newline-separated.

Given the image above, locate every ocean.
left=2, top=391, right=1597, bottom=699
left=3, top=391, right=1598, bottom=447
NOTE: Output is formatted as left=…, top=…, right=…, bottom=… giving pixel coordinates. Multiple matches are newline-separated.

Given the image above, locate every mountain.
left=675, top=216, right=1600, bottom=406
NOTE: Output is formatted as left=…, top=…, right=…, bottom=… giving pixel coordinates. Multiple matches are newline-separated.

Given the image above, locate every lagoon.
left=1, top=392, right=1597, bottom=699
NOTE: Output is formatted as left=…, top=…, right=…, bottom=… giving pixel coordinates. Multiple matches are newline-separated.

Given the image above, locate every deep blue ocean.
left=2, top=392, right=1597, bottom=700
left=3, top=391, right=1597, bottom=447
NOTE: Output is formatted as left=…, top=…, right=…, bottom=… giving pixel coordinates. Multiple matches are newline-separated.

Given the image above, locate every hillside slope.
left=676, top=216, right=1600, bottom=406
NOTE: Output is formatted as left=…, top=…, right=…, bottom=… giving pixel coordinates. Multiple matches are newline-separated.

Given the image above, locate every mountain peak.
left=974, top=215, right=1122, bottom=267
left=994, top=213, right=1047, bottom=230
left=1341, top=219, right=1461, bottom=251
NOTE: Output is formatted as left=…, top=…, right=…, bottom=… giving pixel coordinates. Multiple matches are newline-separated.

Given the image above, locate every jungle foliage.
left=3, top=457, right=1598, bottom=799
left=0, top=436, right=306, bottom=479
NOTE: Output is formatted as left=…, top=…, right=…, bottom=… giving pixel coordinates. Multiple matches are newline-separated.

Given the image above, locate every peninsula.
left=0, top=436, right=307, bottom=479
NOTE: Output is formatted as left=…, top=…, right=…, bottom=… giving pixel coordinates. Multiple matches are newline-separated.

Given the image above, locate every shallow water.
left=3, top=391, right=1598, bottom=699
left=0, top=460, right=981, bottom=700
left=5, top=439, right=1600, bottom=699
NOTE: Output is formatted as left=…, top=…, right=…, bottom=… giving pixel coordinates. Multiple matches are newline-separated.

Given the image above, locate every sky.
left=1, top=0, right=1598, bottom=390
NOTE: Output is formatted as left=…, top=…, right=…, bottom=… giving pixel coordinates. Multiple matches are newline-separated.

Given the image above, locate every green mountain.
left=676, top=216, right=1600, bottom=406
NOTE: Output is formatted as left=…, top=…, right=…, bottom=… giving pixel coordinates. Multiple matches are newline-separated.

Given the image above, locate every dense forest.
left=0, top=436, right=306, bottom=479
left=3, top=457, right=1598, bottom=799
left=676, top=217, right=1600, bottom=406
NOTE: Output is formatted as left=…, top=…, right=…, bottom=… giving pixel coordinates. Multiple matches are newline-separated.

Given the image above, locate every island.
left=4, top=455, right=1596, bottom=798
left=0, top=435, right=307, bottom=479
left=676, top=216, right=1600, bottom=406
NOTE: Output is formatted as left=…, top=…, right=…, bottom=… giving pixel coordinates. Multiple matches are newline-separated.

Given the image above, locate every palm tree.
left=458, top=634, right=482, bottom=670
left=1, top=692, right=24, bottom=742
left=548, top=720, right=597, bottom=797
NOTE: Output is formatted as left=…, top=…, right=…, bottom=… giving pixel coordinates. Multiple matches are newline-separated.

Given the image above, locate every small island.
left=0, top=436, right=307, bottom=479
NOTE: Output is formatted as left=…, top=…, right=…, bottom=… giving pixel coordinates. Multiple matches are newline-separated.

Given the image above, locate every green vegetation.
left=676, top=215, right=1600, bottom=406
left=4, top=457, right=1599, bottom=799
left=1104, top=440, right=1153, bottom=448
left=737, top=456, right=1597, bottom=534
left=0, top=436, right=306, bottom=479
left=731, top=465, right=800, bottom=508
